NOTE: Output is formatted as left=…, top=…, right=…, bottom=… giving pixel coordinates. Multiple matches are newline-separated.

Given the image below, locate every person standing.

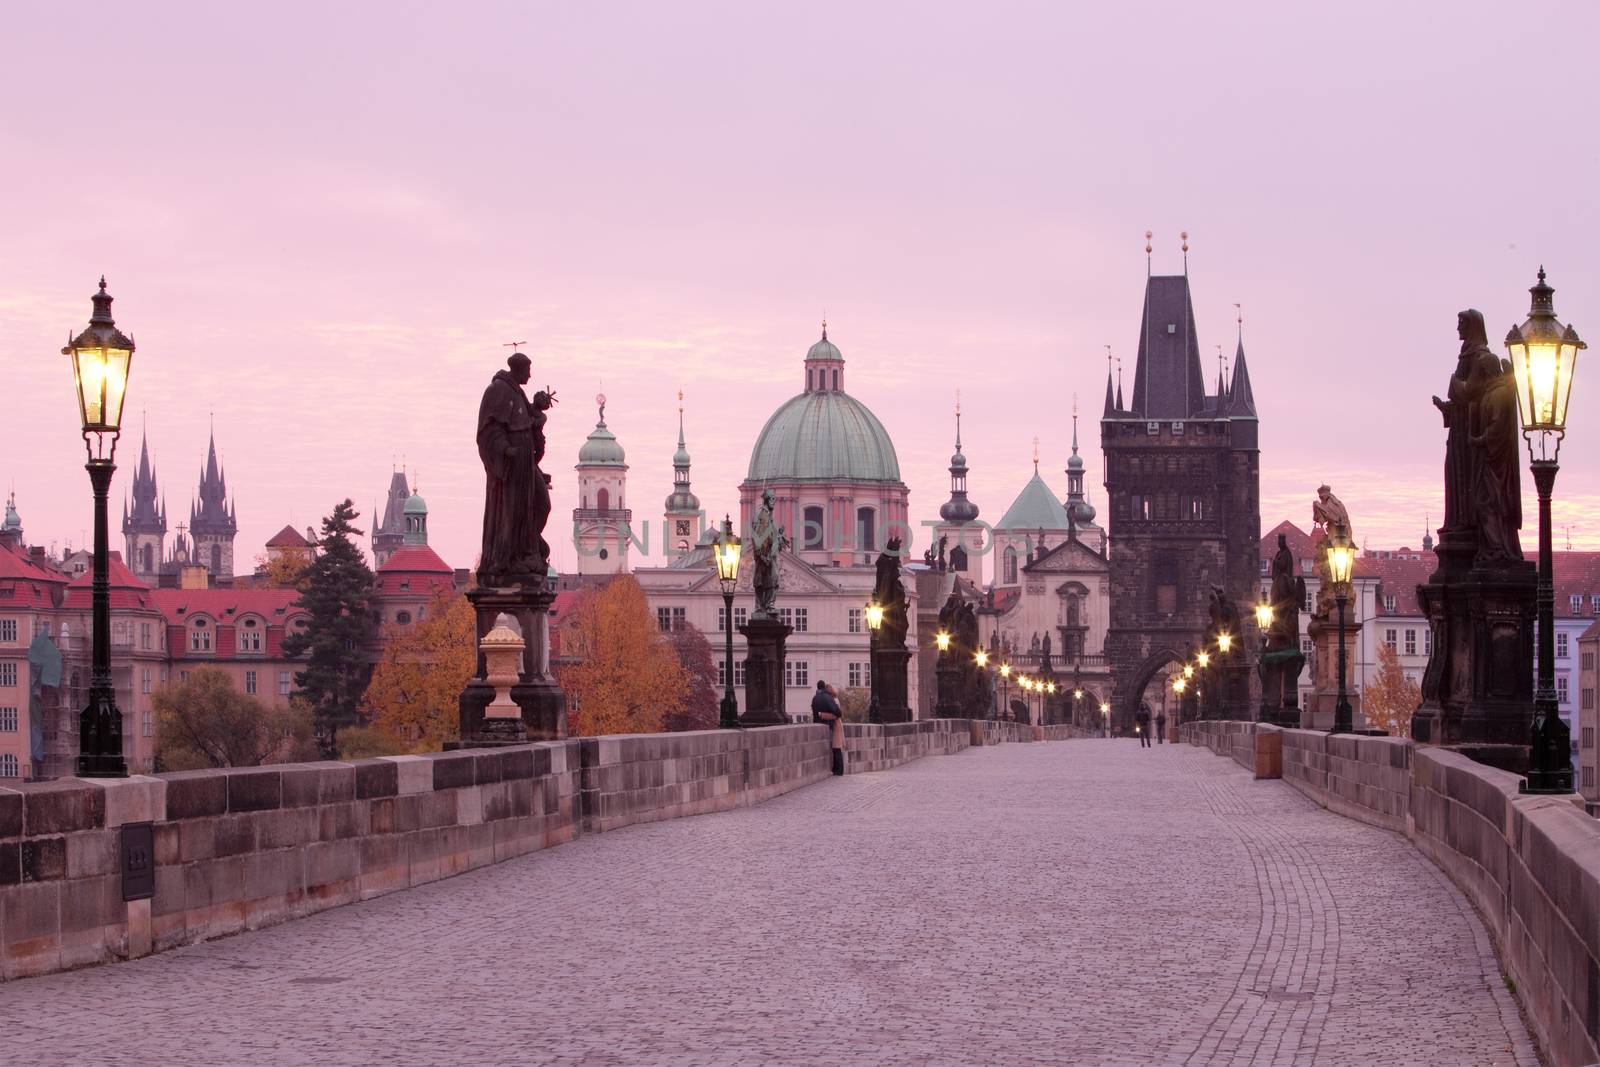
left=1155, top=709, right=1168, bottom=745
left=1136, top=703, right=1152, bottom=748
left=812, top=680, right=846, bottom=775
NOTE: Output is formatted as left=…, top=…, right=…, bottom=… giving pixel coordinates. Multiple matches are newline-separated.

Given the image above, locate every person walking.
left=1136, top=703, right=1152, bottom=748
left=812, top=680, right=846, bottom=775
left=1155, top=709, right=1168, bottom=745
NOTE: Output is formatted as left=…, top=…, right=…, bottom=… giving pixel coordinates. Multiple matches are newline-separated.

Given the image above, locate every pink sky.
left=4, top=3, right=1599, bottom=575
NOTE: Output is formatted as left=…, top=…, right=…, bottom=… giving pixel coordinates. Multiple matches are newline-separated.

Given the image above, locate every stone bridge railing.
left=1182, top=720, right=1600, bottom=1067
left=0, top=718, right=1080, bottom=983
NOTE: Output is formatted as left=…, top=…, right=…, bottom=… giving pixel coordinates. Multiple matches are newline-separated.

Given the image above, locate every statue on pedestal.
left=1311, top=485, right=1353, bottom=618
left=750, top=488, right=789, bottom=620
left=871, top=537, right=909, bottom=648
left=476, top=351, right=555, bottom=588
left=1471, top=358, right=1524, bottom=565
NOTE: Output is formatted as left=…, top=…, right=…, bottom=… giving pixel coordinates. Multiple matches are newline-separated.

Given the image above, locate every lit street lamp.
left=1507, top=268, right=1583, bottom=794
left=1217, top=632, right=1233, bottom=654
left=999, top=663, right=1012, bottom=721
left=972, top=649, right=990, bottom=718
left=1099, top=700, right=1111, bottom=738
left=66, top=278, right=133, bottom=778
left=712, top=515, right=742, bottom=729
left=864, top=600, right=883, bottom=724
left=1326, top=524, right=1356, bottom=734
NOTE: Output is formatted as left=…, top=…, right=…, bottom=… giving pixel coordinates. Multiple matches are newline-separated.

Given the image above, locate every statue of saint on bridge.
left=476, top=351, right=555, bottom=588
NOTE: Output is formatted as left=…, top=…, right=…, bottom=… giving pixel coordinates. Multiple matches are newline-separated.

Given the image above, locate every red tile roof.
left=0, top=542, right=67, bottom=608
left=1260, top=521, right=1317, bottom=562
left=149, top=587, right=304, bottom=625
left=266, top=524, right=313, bottom=548
left=1356, top=549, right=1600, bottom=621
left=377, top=545, right=453, bottom=574
left=1580, top=617, right=1600, bottom=642
left=1358, top=556, right=1435, bottom=617
left=63, top=552, right=157, bottom=611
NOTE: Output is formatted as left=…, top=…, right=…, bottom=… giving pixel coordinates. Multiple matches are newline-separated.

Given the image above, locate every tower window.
left=802, top=506, right=825, bottom=550
left=141, top=543, right=153, bottom=573
left=597, top=488, right=609, bottom=512
left=856, top=507, right=877, bottom=553
left=1003, top=546, right=1018, bottom=584
left=832, top=369, right=839, bottom=390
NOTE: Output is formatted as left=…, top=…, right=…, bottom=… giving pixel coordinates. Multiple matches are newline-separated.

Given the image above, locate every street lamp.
left=1172, top=676, right=1186, bottom=695
left=1099, top=700, right=1111, bottom=737
left=712, top=515, right=742, bottom=729
left=972, top=649, right=990, bottom=718
left=864, top=600, right=883, bottom=724
left=999, top=662, right=1012, bottom=720
left=1182, top=662, right=1195, bottom=681
left=66, top=278, right=133, bottom=778
left=1507, top=268, right=1583, bottom=794
left=1254, top=600, right=1273, bottom=630
left=935, top=630, right=951, bottom=653
left=1217, top=632, right=1233, bottom=654
left=1326, top=523, right=1356, bottom=734
left=1196, top=650, right=1210, bottom=669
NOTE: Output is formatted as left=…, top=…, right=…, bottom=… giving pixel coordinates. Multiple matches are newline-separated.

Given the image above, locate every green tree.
left=153, top=668, right=317, bottom=770
left=282, top=499, right=378, bottom=757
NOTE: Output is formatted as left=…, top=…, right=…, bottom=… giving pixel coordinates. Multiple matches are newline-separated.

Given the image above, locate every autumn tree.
left=837, top=687, right=871, bottom=723
left=1362, top=643, right=1420, bottom=738
left=254, top=551, right=309, bottom=589
left=664, top=623, right=719, bottom=732
left=282, top=500, right=377, bottom=757
left=362, top=590, right=475, bottom=750
left=557, top=576, right=688, bottom=736
left=153, top=667, right=317, bottom=770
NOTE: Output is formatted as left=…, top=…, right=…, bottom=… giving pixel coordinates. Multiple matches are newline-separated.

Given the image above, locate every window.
left=239, top=619, right=263, bottom=652
left=1303, top=583, right=1315, bottom=612
left=139, top=622, right=151, bottom=650
left=847, top=661, right=871, bottom=688
left=716, top=606, right=749, bottom=632
left=0, top=707, right=15, bottom=731
left=656, top=606, right=685, bottom=632
left=779, top=608, right=808, bottom=632
left=1582, top=725, right=1594, bottom=748
left=1556, top=632, right=1569, bottom=658
left=597, top=487, right=610, bottom=512
left=278, top=671, right=292, bottom=697
left=848, top=608, right=862, bottom=634
left=1585, top=766, right=1595, bottom=790
left=179, top=670, right=189, bottom=682
left=0, top=753, right=16, bottom=778
left=1556, top=675, right=1569, bottom=703
left=1383, top=594, right=1397, bottom=613
left=1384, top=629, right=1398, bottom=652
left=1584, top=688, right=1595, bottom=711
left=394, top=611, right=412, bottom=626
left=855, top=507, right=877, bottom=553
left=1153, top=555, right=1178, bottom=616
left=141, top=669, right=151, bottom=695
left=1403, top=630, right=1417, bottom=656
left=1425, top=629, right=1432, bottom=655
left=0, top=662, right=14, bottom=687
left=1570, top=595, right=1582, bottom=614
left=245, top=670, right=257, bottom=695
left=717, top=660, right=748, bottom=687
left=190, top=619, right=212, bottom=652
left=0, top=619, right=15, bottom=643
left=1003, top=546, right=1018, bottom=584
left=1259, top=558, right=1270, bottom=577
left=1591, top=594, right=1600, bottom=613
left=802, top=506, right=826, bottom=551
left=785, top=660, right=810, bottom=688
left=142, top=712, right=152, bottom=738
left=1584, top=651, right=1596, bottom=671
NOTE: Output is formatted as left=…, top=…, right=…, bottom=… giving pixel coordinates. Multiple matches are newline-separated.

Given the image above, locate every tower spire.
left=1181, top=230, right=1189, bottom=275
left=1144, top=230, right=1153, bottom=276
left=954, top=390, right=963, bottom=452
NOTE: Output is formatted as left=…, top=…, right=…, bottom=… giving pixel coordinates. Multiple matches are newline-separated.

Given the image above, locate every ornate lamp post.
left=1326, top=525, right=1356, bottom=734
left=1507, top=268, right=1583, bottom=793
left=1099, top=700, right=1111, bottom=737
left=972, top=648, right=990, bottom=718
left=66, top=279, right=134, bottom=778
left=998, top=662, right=1012, bottom=721
left=864, top=600, right=885, bottom=724
left=712, top=515, right=742, bottom=729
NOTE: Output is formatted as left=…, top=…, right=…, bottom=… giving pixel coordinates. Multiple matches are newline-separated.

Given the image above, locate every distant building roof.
left=266, top=524, right=313, bottom=549
left=149, top=587, right=303, bottom=624
left=996, top=471, right=1071, bottom=532
left=377, top=545, right=452, bottom=574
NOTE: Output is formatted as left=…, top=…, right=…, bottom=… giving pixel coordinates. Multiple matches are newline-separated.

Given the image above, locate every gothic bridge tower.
left=1100, top=250, right=1259, bottom=731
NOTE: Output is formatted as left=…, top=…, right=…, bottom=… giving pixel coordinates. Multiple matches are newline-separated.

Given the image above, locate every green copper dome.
left=747, top=390, right=901, bottom=483
left=578, top=396, right=626, bottom=467
left=403, top=491, right=427, bottom=516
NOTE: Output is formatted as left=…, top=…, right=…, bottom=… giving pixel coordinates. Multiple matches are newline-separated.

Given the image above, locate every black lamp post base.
left=718, top=696, right=742, bottom=730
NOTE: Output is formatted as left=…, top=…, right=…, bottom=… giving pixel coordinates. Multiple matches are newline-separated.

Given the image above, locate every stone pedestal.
left=455, top=585, right=566, bottom=747
left=1258, top=648, right=1305, bottom=728
left=869, top=645, right=913, bottom=723
left=738, top=616, right=792, bottom=727
left=1304, top=613, right=1365, bottom=730
left=1411, top=546, right=1537, bottom=751
left=933, top=660, right=963, bottom=719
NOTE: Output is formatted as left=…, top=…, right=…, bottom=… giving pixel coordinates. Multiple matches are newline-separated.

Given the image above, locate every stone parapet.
left=1, top=720, right=1080, bottom=984
left=1182, top=719, right=1600, bottom=1067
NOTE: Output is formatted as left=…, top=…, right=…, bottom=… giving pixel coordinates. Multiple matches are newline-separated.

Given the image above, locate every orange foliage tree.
left=557, top=576, right=688, bottom=736
left=363, top=590, right=476, bottom=750
left=1362, top=642, right=1420, bottom=738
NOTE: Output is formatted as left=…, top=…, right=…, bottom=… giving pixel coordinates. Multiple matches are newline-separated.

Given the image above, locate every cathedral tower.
left=122, top=432, right=167, bottom=582
left=662, top=392, right=702, bottom=561
left=934, top=399, right=983, bottom=577
left=189, top=430, right=238, bottom=582
left=1100, top=254, right=1260, bottom=730
left=372, top=470, right=412, bottom=567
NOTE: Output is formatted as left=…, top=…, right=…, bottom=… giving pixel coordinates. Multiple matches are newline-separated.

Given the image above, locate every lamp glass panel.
left=102, top=346, right=131, bottom=432
left=1552, top=339, right=1578, bottom=428
left=73, top=347, right=105, bottom=427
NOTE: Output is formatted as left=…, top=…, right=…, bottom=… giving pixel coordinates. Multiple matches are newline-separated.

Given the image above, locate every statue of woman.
left=1433, top=310, right=1494, bottom=536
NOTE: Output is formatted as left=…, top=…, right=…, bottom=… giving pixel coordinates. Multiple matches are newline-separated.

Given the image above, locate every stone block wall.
left=1, top=720, right=1080, bottom=984
left=1183, top=720, right=1600, bottom=1067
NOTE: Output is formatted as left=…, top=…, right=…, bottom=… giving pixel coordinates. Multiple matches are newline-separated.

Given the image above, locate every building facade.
left=1578, top=619, right=1598, bottom=812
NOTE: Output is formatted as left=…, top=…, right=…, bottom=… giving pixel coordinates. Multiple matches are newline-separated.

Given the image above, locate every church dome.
left=746, top=329, right=901, bottom=483
left=403, top=491, right=427, bottom=516
left=747, top=391, right=901, bottom=482
left=578, top=395, right=626, bottom=467
left=1067, top=497, right=1097, bottom=525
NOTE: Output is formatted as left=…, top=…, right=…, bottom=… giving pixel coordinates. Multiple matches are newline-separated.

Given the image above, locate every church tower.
left=1100, top=244, right=1259, bottom=730
left=574, top=393, right=632, bottom=574
left=662, top=391, right=702, bottom=561
left=1063, top=402, right=1104, bottom=554
left=122, top=432, right=167, bottom=583
left=372, top=470, right=412, bottom=567
left=403, top=484, right=429, bottom=546
left=934, top=399, right=983, bottom=578
left=189, top=430, right=238, bottom=582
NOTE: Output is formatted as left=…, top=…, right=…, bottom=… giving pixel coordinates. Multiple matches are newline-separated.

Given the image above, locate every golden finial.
left=1144, top=230, right=1153, bottom=254
left=1032, top=435, right=1040, bottom=470
left=1181, top=230, right=1189, bottom=253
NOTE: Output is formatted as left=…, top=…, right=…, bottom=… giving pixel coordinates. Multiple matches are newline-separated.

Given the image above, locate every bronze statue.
left=871, top=537, right=909, bottom=648
left=1433, top=310, right=1495, bottom=538
left=476, top=352, right=555, bottom=587
left=749, top=488, right=789, bottom=619
left=1472, top=358, right=1524, bottom=565
left=1267, top=533, right=1304, bottom=653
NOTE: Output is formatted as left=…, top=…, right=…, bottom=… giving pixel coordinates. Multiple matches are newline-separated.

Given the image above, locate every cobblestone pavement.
left=6, top=742, right=1541, bottom=1066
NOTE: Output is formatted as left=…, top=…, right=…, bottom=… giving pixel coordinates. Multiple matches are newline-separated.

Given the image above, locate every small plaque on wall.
left=120, top=821, right=155, bottom=902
